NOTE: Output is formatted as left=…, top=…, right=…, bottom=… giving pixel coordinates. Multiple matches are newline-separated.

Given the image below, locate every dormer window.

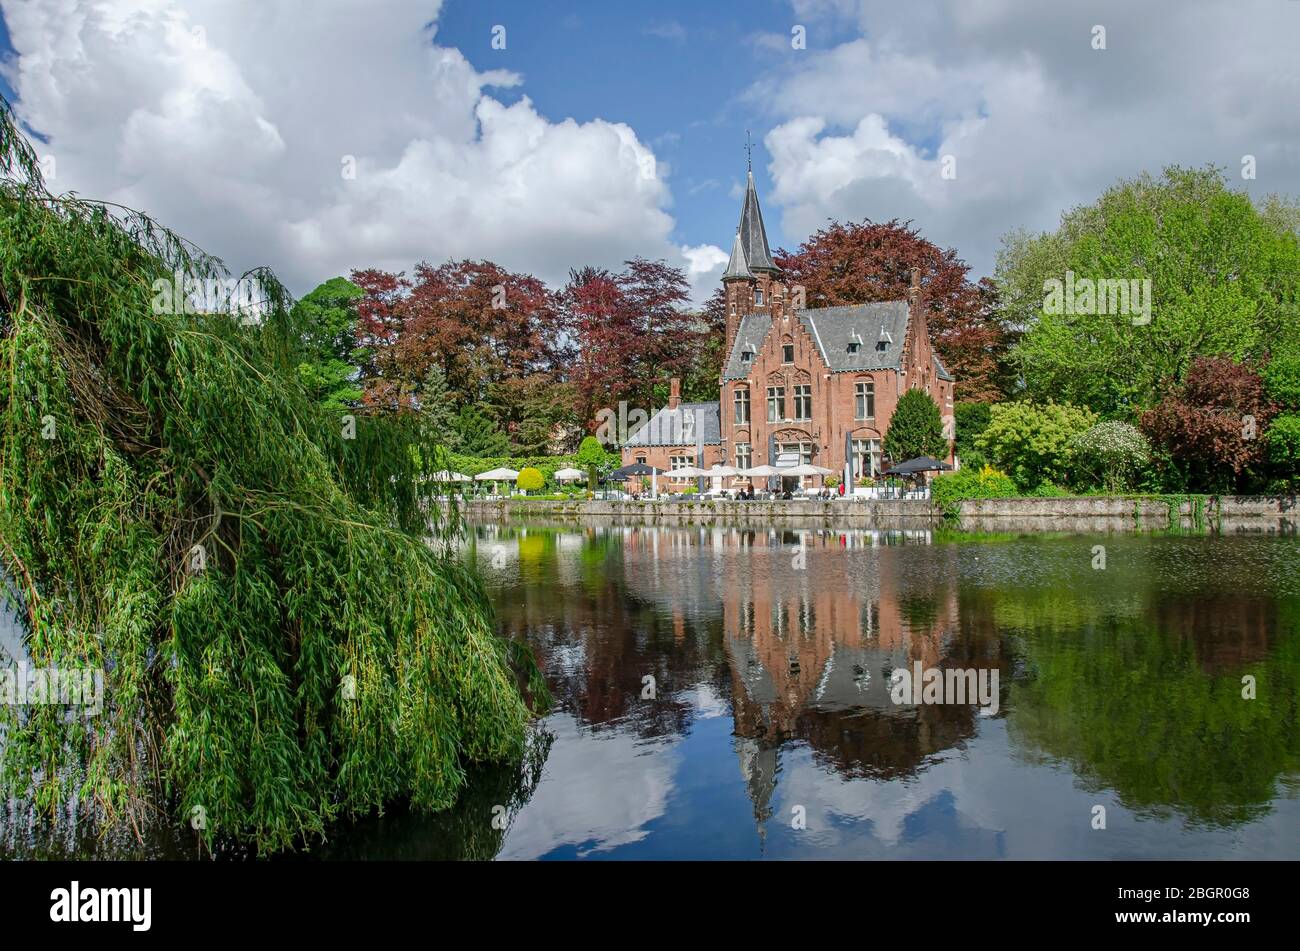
left=877, top=324, right=893, bottom=352
left=741, top=350, right=754, bottom=363
left=875, top=340, right=888, bottom=352
left=847, top=342, right=861, bottom=354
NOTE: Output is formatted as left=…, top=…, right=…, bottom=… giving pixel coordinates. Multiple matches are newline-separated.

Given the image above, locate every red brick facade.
left=623, top=173, right=955, bottom=488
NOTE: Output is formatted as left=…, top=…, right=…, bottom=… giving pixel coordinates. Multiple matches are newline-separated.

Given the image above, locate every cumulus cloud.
left=759, top=0, right=1300, bottom=275
left=0, top=0, right=722, bottom=298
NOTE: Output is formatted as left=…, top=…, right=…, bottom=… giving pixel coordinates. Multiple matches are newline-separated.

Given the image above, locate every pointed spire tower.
left=722, top=136, right=781, bottom=355
left=722, top=228, right=753, bottom=282
left=737, top=169, right=777, bottom=274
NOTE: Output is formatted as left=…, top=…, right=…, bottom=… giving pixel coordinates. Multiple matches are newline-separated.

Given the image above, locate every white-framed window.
left=755, top=288, right=764, bottom=306
left=735, top=443, right=752, bottom=470
left=851, top=438, right=881, bottom=479
left=794, top=384, right=812, bottom=420
left=767, top=386, right=785, bottom=422
left=855, top=380, right=875, bottom=419
left=670, top=456, right=693, bottom=481
left=733, top=387, right=750, bottom=424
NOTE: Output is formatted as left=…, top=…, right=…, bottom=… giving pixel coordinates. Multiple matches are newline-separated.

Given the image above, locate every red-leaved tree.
left=775, top=219, right=1012, bottom=402
left=1140, top=356, right=1276, bottom=491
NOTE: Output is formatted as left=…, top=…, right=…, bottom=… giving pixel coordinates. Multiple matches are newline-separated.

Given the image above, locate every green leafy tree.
left=977, top=401, right=1098, bottom=490
left=576, top=435, right=609, bottom=491
left=884, top=389, right=946, bottom=463
left=999, top=166, right=1300, bottom=415
left=1263, top=352, right=1300, bottom=489
left=291, top=276, right=364, bottom=409
left=452, top=404, right=510, bottom=457
left=0, top=97, right=538, bottom=855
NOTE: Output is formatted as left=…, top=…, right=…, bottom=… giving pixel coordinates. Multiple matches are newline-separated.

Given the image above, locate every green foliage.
left=976, top=401, right=1098, bottom=490
left=1263, top=353, right=1300, bottom=409
left=954, top=402, right=992, bottom=456
left=1265, top=413, right=1300, bottom=477
left=930, top=465, right=1018, bottom=517
left=451, top=404, right=509, bottom=457
left=291, top=277, right=364, bottom=410
left=516, top=467, right=544, bottom=492
left=883, top=389, right=946, bottom=463
left=1001, top=166, right=1300, bottom=414
left=0, top=98, right=539, bottom=854
left=575, top=435, right=615, bottom=490
left=1071, top=420, right=1151, bottom=492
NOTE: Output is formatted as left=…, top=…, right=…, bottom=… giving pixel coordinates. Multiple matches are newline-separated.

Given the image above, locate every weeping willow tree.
left=0, top=96, right=542, bottom=854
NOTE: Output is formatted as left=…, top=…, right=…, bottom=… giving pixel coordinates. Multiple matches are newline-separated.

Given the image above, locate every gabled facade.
left=623, top=169, right=955, bottom=487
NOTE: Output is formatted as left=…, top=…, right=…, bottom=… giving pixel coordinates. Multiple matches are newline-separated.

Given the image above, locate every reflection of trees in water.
left=487, top=525, right=730, bottom=741
left=481, top=525, right=1300, bottom=839
left=983, top=567, right=1300, bottom=828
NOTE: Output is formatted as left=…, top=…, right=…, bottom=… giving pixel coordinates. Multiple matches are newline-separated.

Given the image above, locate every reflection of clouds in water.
left=683, top=683, right=729, bottom=720
left=497, top=712, right=679, bottom=859
left=760, top=718, right=1300, bottom=859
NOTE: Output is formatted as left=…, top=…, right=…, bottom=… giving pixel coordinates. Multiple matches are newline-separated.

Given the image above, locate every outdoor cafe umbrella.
left=784, top=463, right=835, bottom=477
left=669, top=465, right=708, bottom=478
left=883, top=456, right=954, bottom=476
left=607, top=462, right=664, bottom=499
left=737, top=464, right=783, bottom=478
left=552, top=467, right=585, bottom=482
left=474, top=467, right=520, bottom=496
left=429, top=469, right=472, bottom=482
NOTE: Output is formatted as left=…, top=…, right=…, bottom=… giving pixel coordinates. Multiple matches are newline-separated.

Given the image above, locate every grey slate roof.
left=722, top=229, right=753, bottom=281
left=623, top=401, right=722, bottom=447
left=721, top=313, right=773, bottom=381
left=800, top=300, right=911, bottom=373
left=738, top=171, right=777, bottom=273
left=721, top=301, right=913, bottom=380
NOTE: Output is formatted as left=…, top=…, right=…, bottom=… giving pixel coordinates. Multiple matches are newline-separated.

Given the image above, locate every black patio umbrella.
left=607, top=462, right=664, bottom=481
left=884, top=456, right=954, bottom=476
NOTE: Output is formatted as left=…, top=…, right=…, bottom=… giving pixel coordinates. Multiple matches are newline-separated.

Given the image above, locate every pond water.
left=320, top=522, right=1300, bottom=860
left=4, top=523, right=1298, bottom=860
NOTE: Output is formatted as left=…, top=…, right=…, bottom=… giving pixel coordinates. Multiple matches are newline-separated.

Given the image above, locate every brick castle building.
left=623, top=167, right=955, bottom=490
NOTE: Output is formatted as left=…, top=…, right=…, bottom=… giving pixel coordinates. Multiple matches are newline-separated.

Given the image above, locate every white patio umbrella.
left=474, top=467, right=520, bottom=481
left=552, top=467, right=585, bottom=482
left=705, top=464, right=740, bottom=477
left=475, top=467, right=520, bottom=497
left=784, top=463, right=835, bottom=477
left=429, top=469, right=472, bottom=482
left=738, top=464, right=783, bottom=478
left=670, top=465, right=709, bottom=478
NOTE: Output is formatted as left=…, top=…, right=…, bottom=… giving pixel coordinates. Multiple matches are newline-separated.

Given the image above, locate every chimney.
left=669, top=377, right=681, bottom=410
left=909, top=266, right=922, bottom=305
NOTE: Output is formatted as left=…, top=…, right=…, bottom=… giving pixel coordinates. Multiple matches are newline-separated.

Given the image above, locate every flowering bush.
left=1072, top=420, right=1151, bottom=492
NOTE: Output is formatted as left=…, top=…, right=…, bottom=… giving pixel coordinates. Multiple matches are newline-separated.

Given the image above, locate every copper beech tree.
left=775, top=219, right=1012, bottom=403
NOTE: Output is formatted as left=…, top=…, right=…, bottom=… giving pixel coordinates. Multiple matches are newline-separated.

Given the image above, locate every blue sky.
left=432, top=0, right=858, bottom=256
left=1, top=0, right=1296, bottom=300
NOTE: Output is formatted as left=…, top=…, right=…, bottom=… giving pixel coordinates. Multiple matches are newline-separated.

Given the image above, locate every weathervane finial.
left=745, top=130, right=753, bottom=172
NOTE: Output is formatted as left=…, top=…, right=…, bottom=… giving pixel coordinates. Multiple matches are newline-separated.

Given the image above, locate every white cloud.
left=758, top=0, right=1300, bottom=275
left=0, top=0, right=710, bottom=298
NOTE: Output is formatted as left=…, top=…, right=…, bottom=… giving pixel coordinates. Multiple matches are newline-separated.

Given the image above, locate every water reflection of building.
left=711, top=529, right=1007, bottom=831
left=483, top=523, right=1009, bottom=840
